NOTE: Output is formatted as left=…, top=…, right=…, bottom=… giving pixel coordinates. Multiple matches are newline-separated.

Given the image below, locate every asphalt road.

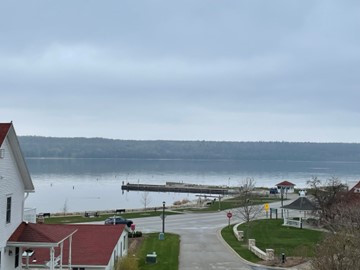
left=130, top=197, right=301, bottom=270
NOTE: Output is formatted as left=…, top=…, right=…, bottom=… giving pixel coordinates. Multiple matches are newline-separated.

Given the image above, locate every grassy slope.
left=222, top=219, right=324, bottom=263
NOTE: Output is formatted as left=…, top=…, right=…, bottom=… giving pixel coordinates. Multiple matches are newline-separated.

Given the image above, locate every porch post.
left=26, top=252, right=30, bottom=269
left=60, top=242, right=63, bottom=270
left=50, top=247, right=55, bottom=270
left=69, top=235, right=72, bottom=268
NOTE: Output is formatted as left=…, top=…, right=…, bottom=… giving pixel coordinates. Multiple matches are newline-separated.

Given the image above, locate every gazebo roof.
left=276, top=181, right=295, bottom=187
left=282, top=196, right=318, bottom=211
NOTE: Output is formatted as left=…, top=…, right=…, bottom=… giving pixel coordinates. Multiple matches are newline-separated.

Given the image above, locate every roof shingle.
left=0, top=122, right=12, bottom=146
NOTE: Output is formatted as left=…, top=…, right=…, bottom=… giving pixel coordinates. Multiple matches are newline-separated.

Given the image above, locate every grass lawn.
left=222, top=219, right=325, bottom=263
left=43, top=211, right=180, bottom=224
left=137, top=233, right=180, bottom=270
left=189, top=195, right=281, bottom=212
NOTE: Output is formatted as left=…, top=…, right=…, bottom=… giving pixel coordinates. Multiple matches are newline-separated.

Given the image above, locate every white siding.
left=106, top=230, right=128, bottom=270
left=0, top=246, right=17, bottom=270
left=0, top=137, right=25, bottom=270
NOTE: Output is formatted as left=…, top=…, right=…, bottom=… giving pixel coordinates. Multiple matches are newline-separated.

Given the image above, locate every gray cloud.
left=1, top=1, right=360, bottom=142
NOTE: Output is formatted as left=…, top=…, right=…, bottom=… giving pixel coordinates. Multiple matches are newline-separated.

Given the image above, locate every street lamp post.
left=162, top=201, right=165, bottom=233
left=280, top=187, right=284, bottom=218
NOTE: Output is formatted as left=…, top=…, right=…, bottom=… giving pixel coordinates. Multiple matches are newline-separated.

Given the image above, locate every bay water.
left=24, top=158, right=360, bottom=213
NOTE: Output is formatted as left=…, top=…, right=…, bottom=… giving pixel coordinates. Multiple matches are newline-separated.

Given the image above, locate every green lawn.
left=189, top=195, right=281, bottom=212
left=222, top=219, right=325, bottom=263
left=137, top=233, right=180, bottom=270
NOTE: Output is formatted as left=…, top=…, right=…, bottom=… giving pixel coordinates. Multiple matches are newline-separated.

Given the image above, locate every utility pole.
left=162, top=201, right=165, bottom=233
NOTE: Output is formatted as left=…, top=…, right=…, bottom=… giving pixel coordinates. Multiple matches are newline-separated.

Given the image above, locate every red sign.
left=227, top=212, right=232, bottom=219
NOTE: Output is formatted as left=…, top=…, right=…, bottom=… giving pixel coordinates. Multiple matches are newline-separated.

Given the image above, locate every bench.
left=84, top=211, right=99, bottom=218
left=115, top=209, right=126, bottom=214
left=38, top=213, right=51, bottom=218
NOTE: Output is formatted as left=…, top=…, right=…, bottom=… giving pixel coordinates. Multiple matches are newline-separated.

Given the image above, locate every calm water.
left=24, top=158, right=360, bottom=213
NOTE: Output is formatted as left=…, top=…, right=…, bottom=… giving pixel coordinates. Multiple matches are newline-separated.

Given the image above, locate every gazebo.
left=276, top=180, right=295, bottom=195
left=281, top=194, right=318, bottom=228
left=275, top=180, right=296, bottom=217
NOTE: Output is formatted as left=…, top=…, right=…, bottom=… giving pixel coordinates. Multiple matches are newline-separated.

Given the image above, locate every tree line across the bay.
left=18, top=136, right=360, bottom=161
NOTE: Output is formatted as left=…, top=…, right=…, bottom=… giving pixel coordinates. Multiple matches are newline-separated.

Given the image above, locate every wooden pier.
left=121, top=182, right=230, bottom=195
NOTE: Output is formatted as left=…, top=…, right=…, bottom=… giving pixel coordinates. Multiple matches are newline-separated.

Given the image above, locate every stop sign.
left=227, top=212, right=232, bottom=218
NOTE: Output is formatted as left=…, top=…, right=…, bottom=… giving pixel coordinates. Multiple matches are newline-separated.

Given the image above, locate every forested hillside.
left=18, top=136, right=360, bottom=162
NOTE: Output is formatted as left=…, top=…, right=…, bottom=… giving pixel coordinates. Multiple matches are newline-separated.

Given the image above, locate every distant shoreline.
left=19, top=136, right=360, bottom=162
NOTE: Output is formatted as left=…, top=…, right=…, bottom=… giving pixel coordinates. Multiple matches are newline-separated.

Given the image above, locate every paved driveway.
left=132, top=195, right=303, bottom=270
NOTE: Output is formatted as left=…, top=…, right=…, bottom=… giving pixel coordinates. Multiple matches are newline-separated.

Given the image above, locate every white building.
left=1, top=123, right=128, bottom=270
left=0, top=123, right=35, bottom=270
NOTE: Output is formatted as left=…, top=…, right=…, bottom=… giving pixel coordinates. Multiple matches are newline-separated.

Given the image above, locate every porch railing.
left=24, top=208, right=37, bottom=223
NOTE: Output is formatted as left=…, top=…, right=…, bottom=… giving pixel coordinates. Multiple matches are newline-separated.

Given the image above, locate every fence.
left=248, top=239, right=274, bottom=261
left=283, top=218, right=302, bottom=228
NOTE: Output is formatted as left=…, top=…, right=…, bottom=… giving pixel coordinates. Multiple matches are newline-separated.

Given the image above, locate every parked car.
left=105, top=216, right=133, bottom=227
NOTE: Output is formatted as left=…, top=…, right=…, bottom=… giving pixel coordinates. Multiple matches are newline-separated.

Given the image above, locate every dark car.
left=104, top=216, right=133, bottom=227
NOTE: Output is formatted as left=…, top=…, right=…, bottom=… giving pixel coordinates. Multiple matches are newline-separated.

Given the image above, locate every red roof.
left=10, top=223, right=126, bottom=267
left=8, top=222, right=77, bottom=245
left=0, top=122, right=12, bottom=146
left=347, top=181, right=360, bottom=202
left=349, top=181, right=360, bottom=193
left=276, top=181, right=295, bottom=187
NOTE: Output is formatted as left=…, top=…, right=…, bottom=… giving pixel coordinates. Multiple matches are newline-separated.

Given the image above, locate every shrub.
left=115, top=256, right=138, bottom=270
left=129, top=231, right=143, bottom=238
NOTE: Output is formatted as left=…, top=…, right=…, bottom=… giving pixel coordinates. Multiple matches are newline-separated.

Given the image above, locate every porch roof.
left=7, top=222, right=77, bottom=248
left=9, top=223, right=127, bottom=267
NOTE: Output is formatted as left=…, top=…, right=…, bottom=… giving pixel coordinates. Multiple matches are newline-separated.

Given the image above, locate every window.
left=15, top=247, right=19, bottom=268
left=72, top=268, right=85, bottom=270
left=0, top=149, right=4, bottom=158
left=6, top=197, right=11, bottom=223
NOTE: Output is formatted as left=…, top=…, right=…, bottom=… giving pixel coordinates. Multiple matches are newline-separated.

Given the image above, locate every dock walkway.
left=121, top=182, right=230, bottom=195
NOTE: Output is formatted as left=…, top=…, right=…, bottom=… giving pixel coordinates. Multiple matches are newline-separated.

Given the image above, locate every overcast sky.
left=1, top=1, right=360, bottom=142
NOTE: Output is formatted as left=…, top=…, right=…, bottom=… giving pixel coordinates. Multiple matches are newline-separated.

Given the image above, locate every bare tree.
left=235, top=177, right=262, bottom=223
left=141, top=191, right=152, bottom=210
left=307, top=176, right=348, bottom=230
left=328, top=200, right=360, bottom=232
left=310, top=184, right=360, bottom=270
left=311, top=228, right=360, bottom=270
